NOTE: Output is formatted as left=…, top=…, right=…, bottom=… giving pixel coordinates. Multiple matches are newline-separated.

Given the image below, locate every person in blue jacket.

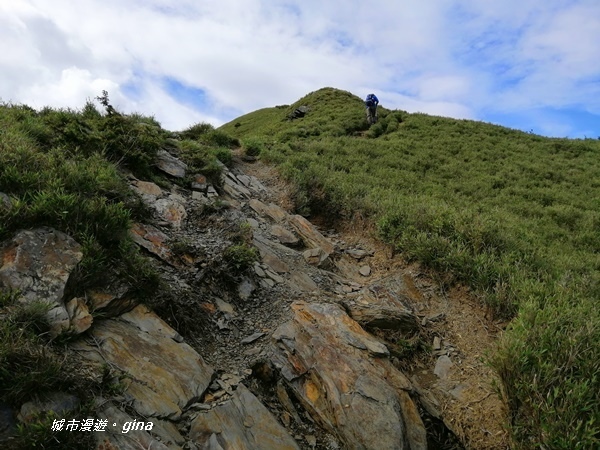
left=365, top=93, right=379, bottom=124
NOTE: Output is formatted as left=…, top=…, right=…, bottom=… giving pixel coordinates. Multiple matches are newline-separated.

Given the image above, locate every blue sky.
left=1, top=0, right=599, bottom=138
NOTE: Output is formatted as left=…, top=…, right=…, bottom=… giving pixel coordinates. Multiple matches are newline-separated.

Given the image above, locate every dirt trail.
left=236, top=154, right=510, bottom=450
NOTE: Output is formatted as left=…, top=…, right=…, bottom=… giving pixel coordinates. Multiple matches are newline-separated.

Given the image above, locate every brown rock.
left=65, top=297, right=93, bottom=334
left=272, top=301, right=427, bottom=450
left=129, top=223, right=175, bottom=265
left=288, top=215, right=334, bottom=255
left=131, top=180, right=163, bottom=197
left=270, top=225, right=300, bottom=246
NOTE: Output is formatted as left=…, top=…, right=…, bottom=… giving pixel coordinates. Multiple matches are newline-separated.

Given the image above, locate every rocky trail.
left=0, top=149, right=509, bottom=449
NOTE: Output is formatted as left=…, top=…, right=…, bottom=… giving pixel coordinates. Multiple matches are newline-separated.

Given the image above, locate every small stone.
left=305, top=435, right=317, bottom=447
left=434, top=355, right=453, bottom=379
left=433, top=336, right=442, bottom=350
left=359, top=265, right=371, bottom=277
left=241, top=332, right=266, bottom=345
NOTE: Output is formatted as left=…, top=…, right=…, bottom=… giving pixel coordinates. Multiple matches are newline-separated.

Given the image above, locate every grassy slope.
left=0, top=100, right=238, bottom=449
left=221, top=87, right=600, bottom=449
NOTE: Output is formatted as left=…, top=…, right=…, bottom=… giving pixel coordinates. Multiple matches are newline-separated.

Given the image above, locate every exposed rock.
left=207, top=185, right=218, bottom=198
left=72, top=305, right=213, bottom=420
left=434, top=355, right=453, bottom=379
left=302, top=247, right=331, bottom=268
left=18, top=392, right=80, bottom=423
left=253, top=238, right=290, bottom=273
left=271, top=225, right=300, bottom=246
left=264, top=203, right=289, bottom=223
left=288, top=271, right=319, bottom=293
left=272, top=301, right=427, bottom=450
left=156, top=150, right=187, bottom=178
left=241, top=332, right=266, bottom=345
left=95, top=402, right=172, bottom=450
left=192, top=174, right=208, bottom=192
left=346, top=248, right=373, bottom=260
left=131, top=179, right=163, bottom=198
left=0, top=227, right=82, bottom=336
left=288, top=215, right=335, bottom=256
left=342, top=283, right=419, bottom=332
left=288, top=105, right=309, bottom=120
left=129, top=222, right=175, bottom=265
left=189, top=384, right=300, bottom=450
left=359, top=265, right=371, bottom=277
left=65, top=297, right=93, bottom=334
left=87, top=286, right=137, bottom=317
left=237, top=278, right=255, bottom=300
left=154, top=196, right=187, bottom=228
left=0, top=192, right=12, bottom=210
left=433, top=336, right=442, bottom=351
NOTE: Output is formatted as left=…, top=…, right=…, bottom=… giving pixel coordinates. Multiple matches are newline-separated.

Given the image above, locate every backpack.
left=365, top=94, right=376, bottom=107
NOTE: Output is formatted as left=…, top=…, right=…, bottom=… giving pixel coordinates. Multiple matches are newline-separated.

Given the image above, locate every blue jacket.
left=365, top=94, right=379, bottom=107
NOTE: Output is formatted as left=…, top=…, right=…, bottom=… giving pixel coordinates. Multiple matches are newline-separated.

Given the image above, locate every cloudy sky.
left=2, top=0, right=599, bottom=138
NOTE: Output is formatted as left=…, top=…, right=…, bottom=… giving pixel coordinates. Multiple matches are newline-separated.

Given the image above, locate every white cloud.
left=0, top=0, right=598, bottom=135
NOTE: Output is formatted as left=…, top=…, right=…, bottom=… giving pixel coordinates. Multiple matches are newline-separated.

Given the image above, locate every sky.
left=1, top=0, right=599, bottom=138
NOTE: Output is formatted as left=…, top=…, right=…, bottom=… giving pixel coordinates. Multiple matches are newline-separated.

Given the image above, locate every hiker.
left=365, top=93, right=379, bottom=124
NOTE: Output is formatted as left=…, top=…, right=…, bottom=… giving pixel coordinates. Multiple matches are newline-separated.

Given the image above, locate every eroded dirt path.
left=237, top=154, right=510, bottom=450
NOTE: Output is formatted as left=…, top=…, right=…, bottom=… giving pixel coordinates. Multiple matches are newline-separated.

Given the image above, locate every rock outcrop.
left=272, top=301, right=427, bottom=450
left=0, top=227, right=83, bottom=336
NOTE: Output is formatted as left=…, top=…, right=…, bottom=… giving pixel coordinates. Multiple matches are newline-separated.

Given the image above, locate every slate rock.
left=342, top=283, right=419, bottom=332
left=189, top=384, right=299, bottom=450
left=19, top=392, right=80, bottom=423
left=156, top=150, right=187, bottom=178
left=272, top=301, right=427, bottom=450
left=434, top=355, right=453, bottom=379
left=65, top=297, right=93, bottom=334
left=95, top=402, right=172, bottom=450
left=271, top=225, right=300, bottom=246
left=72, top=305, right=214, bottom=420
left=288, top=215, right=335, bottom=256
left=0, top=227, right=82, bottom=336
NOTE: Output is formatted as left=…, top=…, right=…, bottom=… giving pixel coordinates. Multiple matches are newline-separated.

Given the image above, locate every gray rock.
left=241, top=332, right=265, bottom=345
left=95, top=402, right=172, bottom=450
left=342, top=280, right=420, bottom=332
left=288, top=271, right=319, bottom=293
left=72, top=305, right=214, bottom=420
left=434, top=355, right=453, bottom=379
left=156, top=150, right=187, bottom=178
left=359, top=265, right=371, bottom=277
left=189, top=384, right=299, bottom=450
left=271, top=225, right=299, bottom=246
left=272, top=301, right=427, bottom=450
left=0, top=192, right=11, bottom=210
left=18, top=392, right=80, bottom=423
left=0, top=227, right=82, bottom=336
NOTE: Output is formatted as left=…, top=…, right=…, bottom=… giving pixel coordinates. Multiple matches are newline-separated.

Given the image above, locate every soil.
left=235, top=152, right=511, bottom=450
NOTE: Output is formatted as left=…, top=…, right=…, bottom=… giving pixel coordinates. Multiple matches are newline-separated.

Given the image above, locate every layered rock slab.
left=272, top=301, right=427, bottom=450
left=0, top=227, right=82, bottom=335
left=189, top=384, right=300, bottom=450
left=73, top=305, right=213, bottom=420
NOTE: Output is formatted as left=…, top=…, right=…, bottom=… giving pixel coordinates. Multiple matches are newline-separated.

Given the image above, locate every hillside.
left=221, top=88, right=600, bottom=449
left=0, top=89, right=598, bottom=450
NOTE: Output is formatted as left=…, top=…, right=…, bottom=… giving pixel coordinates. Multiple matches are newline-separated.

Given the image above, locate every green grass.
left=0, top=97, right=241, bottom=447
left=221, top=87, right=600, bottom=449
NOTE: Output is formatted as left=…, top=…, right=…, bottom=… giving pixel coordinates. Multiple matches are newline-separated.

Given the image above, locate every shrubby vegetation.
left=221, top=87, right=600, bottom=449
left=0, top=95, right=239, bottom=449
